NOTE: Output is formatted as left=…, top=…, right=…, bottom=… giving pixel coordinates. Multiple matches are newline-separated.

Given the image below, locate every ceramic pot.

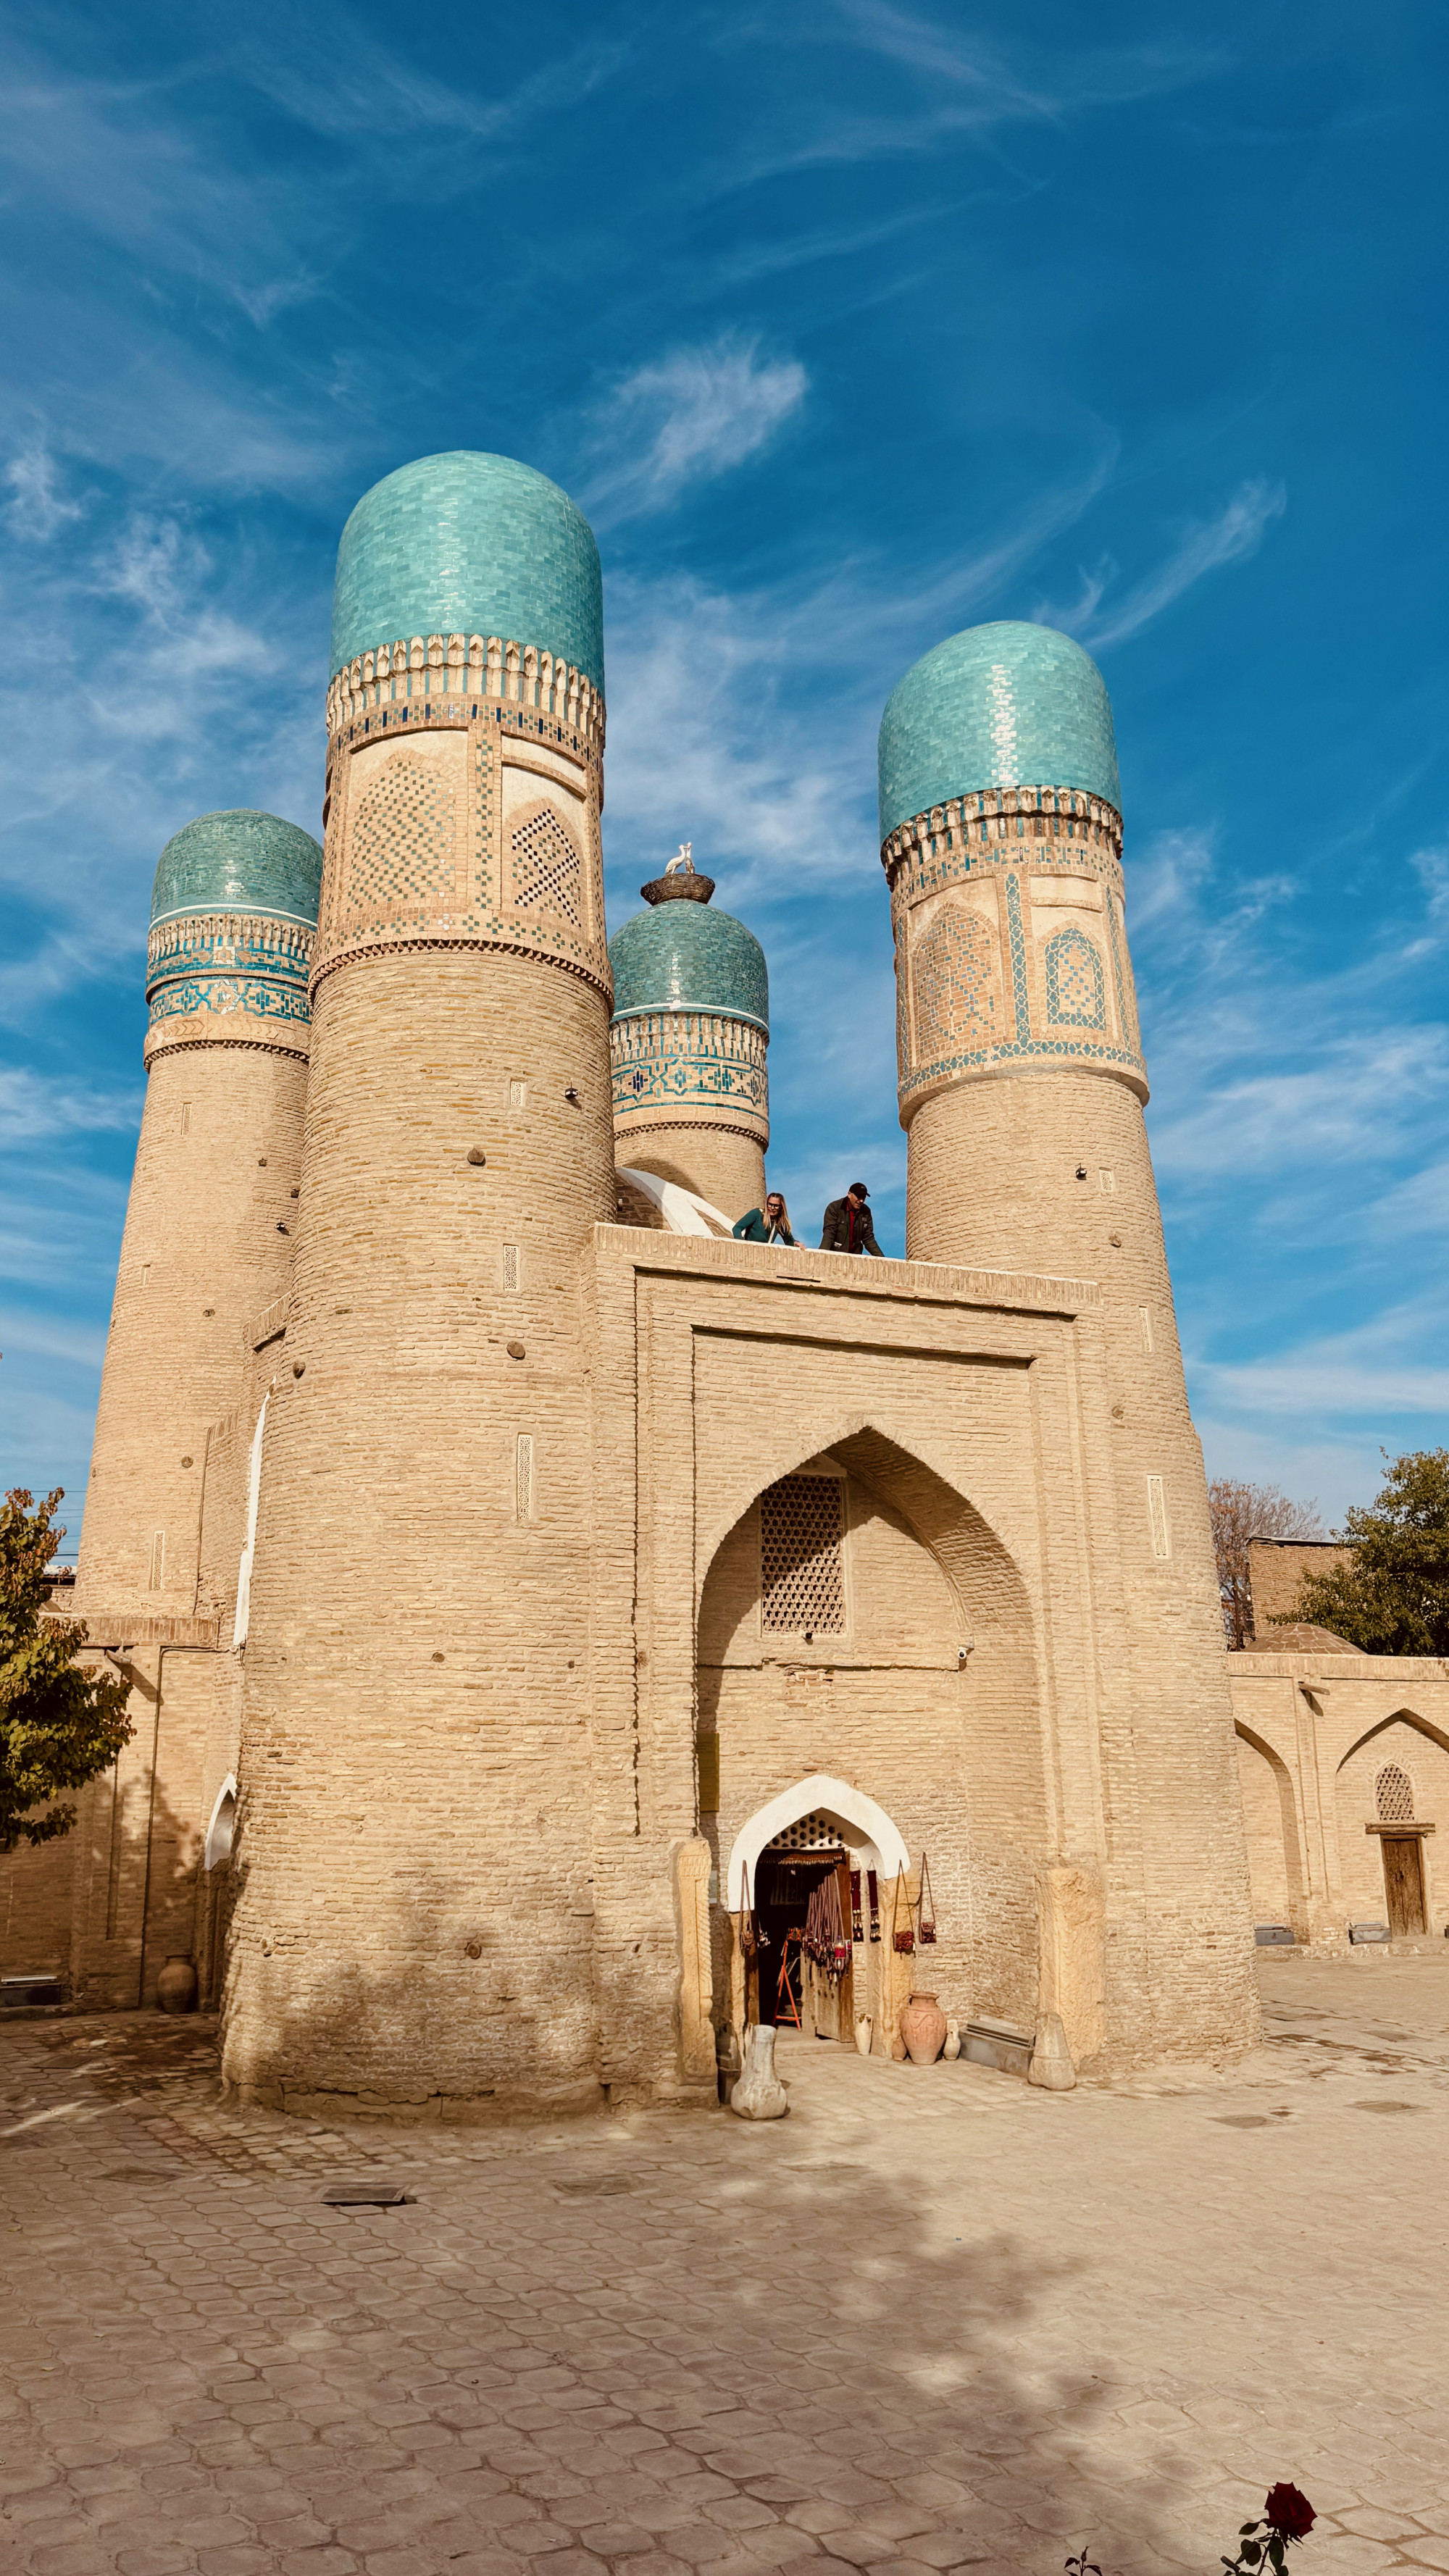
left=899, top=1990, right=947, bottom=2065
left=943, top=2017, right=961, bottom=2062
left=156, top=1955, right=198, bottom=2015
left=853, top=2013, right=873, bottom=2057
left=730, top=2022, right=789, bottom=2120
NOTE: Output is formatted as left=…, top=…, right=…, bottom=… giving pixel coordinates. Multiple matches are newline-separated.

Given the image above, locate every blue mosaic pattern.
left=611, top=1010, right=769, bottom=1138
left=149, top=975, right=311, bottom=1029
left=608, top=900, right=769, bottom=1033
left=1004, top=871, right=1030, bottom=1043
left=146, top=907, right=314, bottom=1034
left=1105, top=891, right=1141, bottom=1057
left=912, top=908, right=998, bottom=1062
left=877, top=624, right=1122, bottom=840
left=150, top=811, right=322, bottom=932
left=1044, top=925, right=1106, bottom=1029
left=330, top=453, right=604, bottom=694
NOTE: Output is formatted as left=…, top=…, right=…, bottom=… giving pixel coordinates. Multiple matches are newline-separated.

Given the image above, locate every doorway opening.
left=752, top=1846, right=853, bottom=2038
left=1381, top=1835, right=1427, bottom=1936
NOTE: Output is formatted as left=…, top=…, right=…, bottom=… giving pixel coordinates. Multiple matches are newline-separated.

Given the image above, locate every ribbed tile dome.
left=609, top=900, right=769, bottom=1034
left=150, top=811, right=323, bottom=929
left=878, top=621, right=1121, bottom=840
left=330, top=451, right=604, bottom=694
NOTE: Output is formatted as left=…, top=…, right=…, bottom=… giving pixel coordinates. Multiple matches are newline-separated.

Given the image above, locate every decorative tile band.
left=144, top=910, right=314, bottom=1061
left=610, top=1010, right=769, bottom=1142
left=888, top=789, right=1148, bottom=1115
left=312, top=719, right=611, bottom=1000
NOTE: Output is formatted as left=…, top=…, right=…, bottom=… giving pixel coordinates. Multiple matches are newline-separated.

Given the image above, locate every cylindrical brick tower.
left=74, top=812, right=322, bottom=1623
left=879, top=621, right=1256, bottom=2057
left=223, top=452, right=617, bottom=2116
left=608, top=856, right=769, bottom=1218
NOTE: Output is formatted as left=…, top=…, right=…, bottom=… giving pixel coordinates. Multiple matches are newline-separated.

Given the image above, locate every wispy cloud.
left=586, top=335, right=809, bottom=522
left=0, top=1070, right=141, bottom=1145
left=1042, top=478, right=1287, bottom=648
left=4, top=437, right=85, bottom=542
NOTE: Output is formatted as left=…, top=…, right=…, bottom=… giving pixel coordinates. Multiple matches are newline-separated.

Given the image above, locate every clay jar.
left=156, top=1956, right=198, bottom=2015
left=899, top=1991, right=947, bottom=2065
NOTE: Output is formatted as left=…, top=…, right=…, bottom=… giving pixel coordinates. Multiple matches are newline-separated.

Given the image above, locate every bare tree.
left=1208, top=1479, right=1324, bottom=1649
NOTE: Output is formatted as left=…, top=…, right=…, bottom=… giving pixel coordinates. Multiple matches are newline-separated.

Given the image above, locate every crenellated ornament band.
left=325, top=632, right=604, bottom=769
left=611, top=1010, right=769, bottom=1145
left=886, top=785, right=1145, bottom=1119
left=144, top=909, right=314, bottom=1064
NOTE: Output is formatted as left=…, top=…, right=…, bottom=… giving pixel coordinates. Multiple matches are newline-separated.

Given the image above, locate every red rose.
left=1264, top=2485, right=1315, bottom=2541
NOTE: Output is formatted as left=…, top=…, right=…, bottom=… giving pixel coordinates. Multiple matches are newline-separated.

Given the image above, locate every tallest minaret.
left=880, top=620, right=1254, bottom=2055
left=224, top=453, right=617, bottom=2115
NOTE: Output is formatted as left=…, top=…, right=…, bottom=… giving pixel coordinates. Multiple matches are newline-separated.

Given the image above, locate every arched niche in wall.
left=204, top=1775, right=237, bottom=1872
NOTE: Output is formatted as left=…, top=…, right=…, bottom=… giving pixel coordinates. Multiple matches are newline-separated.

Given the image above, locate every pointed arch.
left=204, top=1774, right=238, bottom=1871
left=726, top=1774, right=909, bottom=1910
left=1234, top=1721, right=1306, bottom=1925
left=1335, top=1707, right=1449, bottom=1771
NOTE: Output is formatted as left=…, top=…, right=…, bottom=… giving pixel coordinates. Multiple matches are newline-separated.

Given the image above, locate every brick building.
left=5, top=450, right=1277, bottom=2102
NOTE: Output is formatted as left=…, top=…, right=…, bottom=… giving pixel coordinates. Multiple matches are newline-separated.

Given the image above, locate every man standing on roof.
left=820, top=1181, right=882, bottom=1256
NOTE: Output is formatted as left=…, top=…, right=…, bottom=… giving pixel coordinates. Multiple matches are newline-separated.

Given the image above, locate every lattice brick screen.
left=1376, top=1762, right=1415, bottom=1822
left=760, top=1473, right=845, bottom=1634
left=767, top=1810, right=845, bottom=1852
left=511, top=803, right=582, bottom=924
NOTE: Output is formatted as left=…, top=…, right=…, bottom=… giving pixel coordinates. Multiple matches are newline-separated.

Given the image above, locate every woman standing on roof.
left=732, top=1190, right=796, bottom=1246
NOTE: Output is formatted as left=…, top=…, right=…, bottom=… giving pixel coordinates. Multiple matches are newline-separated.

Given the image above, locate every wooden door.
left=1382, top=1835, right=1427, bottom=1936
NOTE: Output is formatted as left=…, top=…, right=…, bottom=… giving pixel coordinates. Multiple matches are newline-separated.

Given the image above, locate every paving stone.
left=4, top=1972, right=1449, bottom=2576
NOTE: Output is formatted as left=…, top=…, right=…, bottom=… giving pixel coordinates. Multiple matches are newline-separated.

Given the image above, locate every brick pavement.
left=3, top=1954, right=1448, bottom=2576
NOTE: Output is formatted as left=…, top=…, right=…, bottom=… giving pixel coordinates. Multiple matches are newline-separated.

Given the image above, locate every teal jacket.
left=732, top=1207, right=796, bottom=1245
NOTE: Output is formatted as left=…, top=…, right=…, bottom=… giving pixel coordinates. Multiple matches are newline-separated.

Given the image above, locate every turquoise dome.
left=330, top=451, right=604, bottom=694
left=877, top=622, right=1121, bottom=840
left=150, top=811, right=322, bottom=929
left=609, top=901, right=769, bottom=1034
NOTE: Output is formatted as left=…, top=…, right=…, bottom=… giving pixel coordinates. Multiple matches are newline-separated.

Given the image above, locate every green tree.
left=1, top=1489, right=133, bottom=1852
left=1283, top=1448, right=1449, bottom=1655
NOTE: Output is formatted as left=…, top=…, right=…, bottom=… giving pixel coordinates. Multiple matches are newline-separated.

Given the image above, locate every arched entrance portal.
left=698, top=1429, right=1044, bottom=2057
left=727, top=1778, right=911, bottom=2044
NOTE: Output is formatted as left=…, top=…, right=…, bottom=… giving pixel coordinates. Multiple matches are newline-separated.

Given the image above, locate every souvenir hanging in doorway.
left=850, top=1868, right=864, bottom=1943
left=867, top=1868, right=881, bottom=1941
left=802, top=1870, right=851, bottom=1978
left=917, top=1851, right=937, bottom=1946
left=738, top=1857, right=768, bottom=1958
left=890, top=1862, right=914, bottom=1954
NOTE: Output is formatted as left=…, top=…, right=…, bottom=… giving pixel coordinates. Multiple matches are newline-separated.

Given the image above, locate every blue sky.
left=1, top=0, right=1446, bottom=1544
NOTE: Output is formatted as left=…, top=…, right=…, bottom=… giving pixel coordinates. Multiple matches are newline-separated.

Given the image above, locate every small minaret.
left=608, top=846, right=769, bottom=1218
left=879, top=621, right=1255, bottom=2057
left=224, top=452, right=617, bottom=2116
left=74, top=811, right=321, bottom=1622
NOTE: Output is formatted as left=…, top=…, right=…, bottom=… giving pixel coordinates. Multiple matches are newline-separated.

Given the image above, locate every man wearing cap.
left=820, top=1181, right=882, bottom=1257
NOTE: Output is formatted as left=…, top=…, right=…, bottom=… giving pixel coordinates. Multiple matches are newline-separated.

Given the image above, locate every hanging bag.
left=738, top=1858, right=759, bottom=1961
left=890, top=1862, right=915, bottom=1954
left=917, top=1850, right=938, bottom=1946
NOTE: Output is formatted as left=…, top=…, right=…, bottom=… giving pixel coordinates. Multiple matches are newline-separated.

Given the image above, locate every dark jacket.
left=820, top=1195, right=882, bottom=1255
left=732, top=1207, right=796, bottom=1245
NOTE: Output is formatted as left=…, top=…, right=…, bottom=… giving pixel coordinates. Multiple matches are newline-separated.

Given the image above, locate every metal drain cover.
left=321, top=2181, right=409, bottom=2205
